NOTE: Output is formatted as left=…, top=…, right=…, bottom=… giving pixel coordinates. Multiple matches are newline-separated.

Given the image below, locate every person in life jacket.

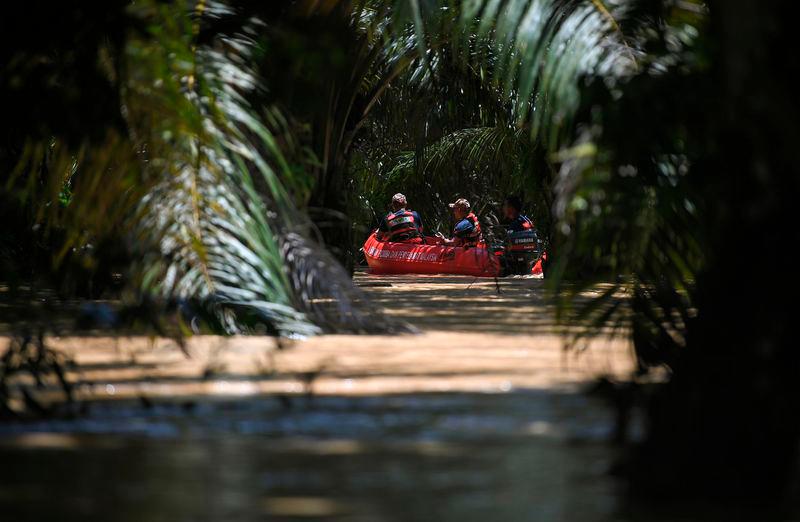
left=502, top=194, right=545, bottom=275
left=443, top=198, right=483, bottom=247
left=502, top=195, right=535, bottom=232
left=376, top=193, right=424, bottom=243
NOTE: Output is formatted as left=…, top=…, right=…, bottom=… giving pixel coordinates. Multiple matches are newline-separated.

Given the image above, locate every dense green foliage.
left=2, top=0, right=799, bottom=503
left=2, top=0, right=645, bottom=333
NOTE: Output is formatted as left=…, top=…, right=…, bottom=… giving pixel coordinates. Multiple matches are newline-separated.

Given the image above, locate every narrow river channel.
left=0, top=273, right=642, bottom=521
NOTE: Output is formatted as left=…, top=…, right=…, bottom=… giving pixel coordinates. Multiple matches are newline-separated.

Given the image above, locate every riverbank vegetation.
left=2, top=0, right=798, bottom=508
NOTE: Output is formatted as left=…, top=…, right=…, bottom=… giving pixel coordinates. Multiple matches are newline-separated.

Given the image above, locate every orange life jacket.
left=454, top=212, right=482, bottom=246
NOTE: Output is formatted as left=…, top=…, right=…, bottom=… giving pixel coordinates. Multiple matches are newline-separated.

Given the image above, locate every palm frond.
left=397, top=0, right=639, bottom=147
left=550, top=55, right=706, bottom=365
left=131, top=1, right=407, bottom=335
left=3, top=1, right=406, bottom=336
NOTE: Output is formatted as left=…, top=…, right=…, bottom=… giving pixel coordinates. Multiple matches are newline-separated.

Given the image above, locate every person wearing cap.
left=443, top=198, right=482, bottom=247
left=502, top=195, right=535, bottom=232
left=376, top=193, right=424, bottom=243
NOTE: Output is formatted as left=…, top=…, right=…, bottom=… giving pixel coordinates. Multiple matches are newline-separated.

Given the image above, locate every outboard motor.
left=504, top=229, right=542, bottom=275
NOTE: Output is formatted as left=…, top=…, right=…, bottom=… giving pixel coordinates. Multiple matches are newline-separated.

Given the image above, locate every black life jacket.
left=504, top=218, right=542, bottom=275
left=511, top=214, right=534, bottom=232
left=506, top=228, right=540, bottom=253
left=507, top=214, right=539, bottom=252
left=385, top=209, right=422, bottom=242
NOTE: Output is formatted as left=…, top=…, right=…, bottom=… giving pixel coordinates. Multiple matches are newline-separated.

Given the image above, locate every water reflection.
left=0, top=390, right=623, bottom=521
left=0, top=274, right=728, bottom=521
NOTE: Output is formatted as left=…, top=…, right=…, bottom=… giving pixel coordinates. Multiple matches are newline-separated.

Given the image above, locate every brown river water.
left=0, top=273, right=711, bottom=521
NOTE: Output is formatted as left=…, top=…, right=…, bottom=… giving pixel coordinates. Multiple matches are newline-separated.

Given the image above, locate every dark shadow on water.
left=0, top=390, right=788, bottom=521
left=72, top=367, right=575, bottom=389
left=354, top=272, right=560, bottom=334
left=0, top=389, right=623, bottom=522
left=0, top=274, right=781, bottom=521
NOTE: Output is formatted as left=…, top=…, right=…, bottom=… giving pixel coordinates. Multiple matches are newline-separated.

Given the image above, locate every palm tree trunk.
left=308, top=160, right=354, bottom=272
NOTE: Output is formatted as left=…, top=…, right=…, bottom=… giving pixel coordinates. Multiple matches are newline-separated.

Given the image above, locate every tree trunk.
left=308, top=160, right=354, bottom=274
left=635, top=0, right=800, bottom=501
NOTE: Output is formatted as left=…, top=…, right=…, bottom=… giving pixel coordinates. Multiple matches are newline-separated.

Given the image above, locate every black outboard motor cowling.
left=504, top=229, right=542, bottom=275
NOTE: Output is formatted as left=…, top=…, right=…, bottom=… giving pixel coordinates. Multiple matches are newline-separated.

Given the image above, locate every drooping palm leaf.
left=131, top=1, right=406, bottom=335
left=2, top=0, right=406, bottom=336
left=548, top=6, right=707, bottom=364
left=396, top=0, right=638, bottom=146
left=371, top=0, right=705, bottom=365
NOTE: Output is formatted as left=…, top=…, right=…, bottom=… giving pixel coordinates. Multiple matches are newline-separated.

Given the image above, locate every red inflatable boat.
left=363, top=232, right=501, bottom=277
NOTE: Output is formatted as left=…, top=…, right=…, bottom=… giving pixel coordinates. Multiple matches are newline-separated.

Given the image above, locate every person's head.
left=503, top=195, right=522, bottom=220
left=449, top=198, right=471, bottom=220
left=391, top=193, right=407, bottom=211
